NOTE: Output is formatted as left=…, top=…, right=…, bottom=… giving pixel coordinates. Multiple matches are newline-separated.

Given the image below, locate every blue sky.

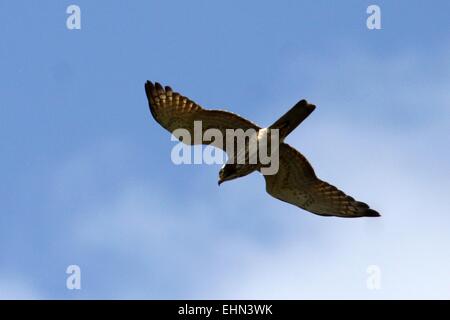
left=0, top=0, right=449, bottom=299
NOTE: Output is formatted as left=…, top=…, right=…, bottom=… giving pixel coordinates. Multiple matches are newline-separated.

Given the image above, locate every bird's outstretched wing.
left=263, top=143, right=380, bottom=218
left=145, top=81, right=260, bottom=152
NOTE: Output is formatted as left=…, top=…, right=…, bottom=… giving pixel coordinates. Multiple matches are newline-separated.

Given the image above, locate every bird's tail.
left=269, top=99, right=316, bottom=140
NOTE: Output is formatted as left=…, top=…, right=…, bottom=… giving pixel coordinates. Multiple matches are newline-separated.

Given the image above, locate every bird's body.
left=145, top=81, right=380, bottom=218
left=218, top=127, right=278, bottom=185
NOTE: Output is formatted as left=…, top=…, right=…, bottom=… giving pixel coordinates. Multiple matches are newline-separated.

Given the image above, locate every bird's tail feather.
left=269, top=99, right=316, bottom=139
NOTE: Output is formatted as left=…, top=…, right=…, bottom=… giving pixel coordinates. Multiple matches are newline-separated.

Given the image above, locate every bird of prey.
left=145, top=81, right=380, bottom=218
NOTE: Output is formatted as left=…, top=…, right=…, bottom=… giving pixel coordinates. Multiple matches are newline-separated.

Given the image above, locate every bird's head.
left=218, top=164, right=239, bottom=186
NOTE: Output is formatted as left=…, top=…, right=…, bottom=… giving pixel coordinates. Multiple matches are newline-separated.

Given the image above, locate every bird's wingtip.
left=145, top=80, right=153, bottom=91
left=365, top=208, right=381, bottom=217
left=144, top=81, right=153, bottom=99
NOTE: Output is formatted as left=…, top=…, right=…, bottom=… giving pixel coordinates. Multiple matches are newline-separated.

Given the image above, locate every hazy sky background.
left=1, top=0, right=449, bottom=299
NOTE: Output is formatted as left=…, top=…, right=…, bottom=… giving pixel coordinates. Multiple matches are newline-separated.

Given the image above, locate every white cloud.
left=60, top=124, right=449, bottom=299
left=41, top=47, right=450, bottom=299
left=0, top=276, right=42, bottom=300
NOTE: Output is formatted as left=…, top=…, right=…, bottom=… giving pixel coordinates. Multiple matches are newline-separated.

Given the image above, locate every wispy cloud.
left=2, top=1, right=449, bottom=298
left=65, top=46, right=450, bottom=299
left=0, top=276, right=43, bottom=300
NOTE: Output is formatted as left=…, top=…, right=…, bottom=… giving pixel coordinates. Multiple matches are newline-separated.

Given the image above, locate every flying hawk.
left=145, top=81, right=380, bottom=218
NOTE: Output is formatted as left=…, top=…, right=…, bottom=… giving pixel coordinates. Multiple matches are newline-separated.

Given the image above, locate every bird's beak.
left=218, top=180, right=223, bottom=186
